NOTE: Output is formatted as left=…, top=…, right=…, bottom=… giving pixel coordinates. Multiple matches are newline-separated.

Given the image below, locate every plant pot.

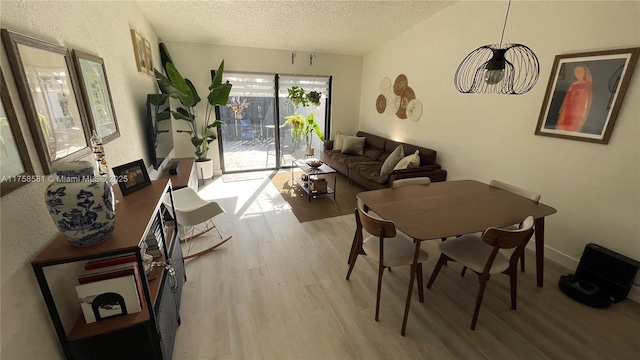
left=305, top=147, right=315, bottom=157
left=45, top=161, right=116, bottom=247
left=196, top=158, right=214, bottom=180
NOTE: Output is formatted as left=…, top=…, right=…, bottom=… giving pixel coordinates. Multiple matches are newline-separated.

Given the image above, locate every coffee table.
left=291, top=159, right=337, bottom=202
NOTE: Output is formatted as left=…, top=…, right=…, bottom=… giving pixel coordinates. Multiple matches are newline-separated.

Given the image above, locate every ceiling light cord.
left=498, top=0, right=512, bottom=48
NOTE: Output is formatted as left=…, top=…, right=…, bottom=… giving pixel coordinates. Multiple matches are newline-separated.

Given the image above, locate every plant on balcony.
left=154, top=42, right=232, bottom=162
left=284, top=113, right=324, bottom=155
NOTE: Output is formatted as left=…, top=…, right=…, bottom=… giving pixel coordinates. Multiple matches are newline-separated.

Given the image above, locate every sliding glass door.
left=217, top=72, right=331, bottom=173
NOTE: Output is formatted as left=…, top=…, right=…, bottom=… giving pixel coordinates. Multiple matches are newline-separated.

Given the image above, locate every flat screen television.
left=145, top=94, right=173, bottom=170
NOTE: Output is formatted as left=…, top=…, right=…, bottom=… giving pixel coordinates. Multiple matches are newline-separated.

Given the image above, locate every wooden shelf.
left=32, top=180, right=171, bottom=266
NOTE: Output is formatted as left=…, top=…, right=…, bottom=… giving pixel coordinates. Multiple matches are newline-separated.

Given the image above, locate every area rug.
left=268, top=170, right=365, bottom=222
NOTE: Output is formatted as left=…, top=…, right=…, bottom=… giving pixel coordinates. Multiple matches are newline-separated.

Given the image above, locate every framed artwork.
left=72, top=50, right=121, bottom=144
left=143, top=39, right=153, bottom=75
left=1, top=69, right=35, bottom=196
left=1, top=28, right=92, bottom=174
left=535, top=47, right=640, bottom=144
left=112, top=159, right=151, bottom=195
left=130, top=29, right=148, bottom=73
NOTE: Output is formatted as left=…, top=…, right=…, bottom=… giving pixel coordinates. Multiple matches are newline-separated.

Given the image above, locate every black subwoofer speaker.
left=559, top=243, right=640, bottom=308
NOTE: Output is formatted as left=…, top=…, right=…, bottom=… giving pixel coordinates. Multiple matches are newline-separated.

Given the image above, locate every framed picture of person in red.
left=535, top=47, right=639, bottom=144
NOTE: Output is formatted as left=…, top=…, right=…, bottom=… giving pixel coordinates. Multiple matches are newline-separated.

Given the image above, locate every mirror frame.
left=1, top=28, right=92, bottom=174
left=0, top=69, right=35, bottom=196
left=71, top=50, right=120, bottom=143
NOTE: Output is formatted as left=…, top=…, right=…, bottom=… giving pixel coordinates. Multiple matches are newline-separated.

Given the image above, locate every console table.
left=32, top=179, right=186, bottom=360
left=158, top=157, right=198, bottom=191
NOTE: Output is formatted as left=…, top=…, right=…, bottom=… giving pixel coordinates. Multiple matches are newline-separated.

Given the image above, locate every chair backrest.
left=481, top=216, right=535, bottom=251
left=480, top=216, right=535, bottom=272
left=392, top=177, right=431, bottom=188
left=356, top=201, right=396, bottom=239
left=489, top=180, right=541, bottom=203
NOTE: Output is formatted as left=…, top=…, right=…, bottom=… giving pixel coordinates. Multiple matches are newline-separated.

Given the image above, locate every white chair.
left=392, top=177, right=431, bottom=188
left=427, top=216, right=535, bottom=330
left=346, top=201, right=429, bottom=332
left=163, top=187, right=232, bottom=259
left=489, top=179, right=541, bottom=271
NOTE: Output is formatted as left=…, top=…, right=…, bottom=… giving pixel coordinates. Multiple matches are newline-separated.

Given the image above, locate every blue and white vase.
left=45, top=161, right=116, bottom=247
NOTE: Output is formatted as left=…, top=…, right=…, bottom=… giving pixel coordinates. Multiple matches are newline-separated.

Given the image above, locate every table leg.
left=401, top=239, right=422, bottom=336
left=535, top=217, right=545, bottom=287
left=333, top=173, right=337, bottom=199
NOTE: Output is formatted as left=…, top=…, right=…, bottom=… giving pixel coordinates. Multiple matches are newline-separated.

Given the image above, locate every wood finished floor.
left=172, top=172, right=640, bottom=360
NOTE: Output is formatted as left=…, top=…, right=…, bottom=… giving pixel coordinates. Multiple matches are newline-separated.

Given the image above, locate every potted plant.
left=154, top=43, right=232, bottom=179
left=287, top=86, right=308, bottom=107
left=307, top=90, right=322, bottom=107
left=284, top=113, right=324, bottom=156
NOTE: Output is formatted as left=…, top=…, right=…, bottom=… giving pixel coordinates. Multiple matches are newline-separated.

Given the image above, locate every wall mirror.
left=72, top=50, right=120, bottom=143
left=1, top=70, right=35, bottom=196
left=1, top=29, right=91, bottom=174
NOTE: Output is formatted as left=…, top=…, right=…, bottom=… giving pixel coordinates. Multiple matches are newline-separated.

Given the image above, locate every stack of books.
left=75, top=254, right=143, bottom=324
left=143, top=215, right=165, bottom=258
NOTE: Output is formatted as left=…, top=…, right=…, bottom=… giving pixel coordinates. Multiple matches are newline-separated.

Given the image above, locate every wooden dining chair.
left=490, top=179, right=541, bottom=271
left=426, top=216, right=535, bottom=330
left=346, top=203, right=430, bottom=330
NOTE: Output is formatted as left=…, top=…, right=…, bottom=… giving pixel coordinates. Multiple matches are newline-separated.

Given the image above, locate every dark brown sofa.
left=322, top=131, right=447, bottom=190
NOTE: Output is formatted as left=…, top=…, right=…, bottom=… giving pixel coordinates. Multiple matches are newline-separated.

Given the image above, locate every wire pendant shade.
left=454, top=43, right=539, bottom=94
left=454, top=0, right=539, bottom=95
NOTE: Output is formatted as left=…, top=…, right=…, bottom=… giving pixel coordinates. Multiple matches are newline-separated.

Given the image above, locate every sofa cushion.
left=394, top=150, right=420, bottom=171
left=334, top=131, right=345, bottom=151
left=363, top=147, right=383, bottom=161
left=349, top=162, right=389, bottom=184
left=380, top=145, right=404, bottom=175
left=341, top=135, right=365, bottom=155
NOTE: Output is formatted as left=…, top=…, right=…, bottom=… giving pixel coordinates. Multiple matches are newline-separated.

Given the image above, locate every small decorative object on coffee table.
left=291, top=159, right=337, bottom=202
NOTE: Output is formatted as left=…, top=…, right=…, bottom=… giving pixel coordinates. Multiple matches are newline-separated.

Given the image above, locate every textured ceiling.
left=137, top=0, right=456, bottom=56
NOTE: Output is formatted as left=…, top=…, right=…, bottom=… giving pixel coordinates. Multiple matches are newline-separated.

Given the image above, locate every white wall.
left=360, top=1, right=639, bottom=274
left=162, top=41, right=363, bottom=173
left=0, top=1, right=158, bottom=358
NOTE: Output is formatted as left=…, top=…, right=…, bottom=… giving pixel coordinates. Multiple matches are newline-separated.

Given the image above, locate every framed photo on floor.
left=112, top=159, right=151, bottom=195
left=535, top=47, right=640, bottom=144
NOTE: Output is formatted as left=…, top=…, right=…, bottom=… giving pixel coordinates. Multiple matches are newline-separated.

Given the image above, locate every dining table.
left=356, top=179, right=557, bottom=335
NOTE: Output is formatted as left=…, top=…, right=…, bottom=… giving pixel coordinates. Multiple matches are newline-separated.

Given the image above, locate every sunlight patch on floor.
left=197, top=170, right=292, bottom=220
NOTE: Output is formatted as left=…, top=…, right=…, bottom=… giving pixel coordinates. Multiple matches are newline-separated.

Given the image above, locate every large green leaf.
left=207, top=120, right=225, bottom=128
left=159, top=42, right=173, bottom=72
left=207, top=82, right=232, bottom=106
left=165, top=62, right=195, bottom=107
left=210, top=60, right=225, bottom=88
left=172, top=109, right=194, bottom=122
left=155, top=69, right=183, bottom=99
left=148, top=93, right=169, bottom=106
left=185, top=79, right=201, bottom=106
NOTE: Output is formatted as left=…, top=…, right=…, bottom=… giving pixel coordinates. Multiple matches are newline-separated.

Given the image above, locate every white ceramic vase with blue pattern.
left=45, top=161, right=116, bottom=247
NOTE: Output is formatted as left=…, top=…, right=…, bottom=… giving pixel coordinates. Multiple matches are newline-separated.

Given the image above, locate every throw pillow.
left=341, top=136, right=365, bottom=156
left=334, top=131, right=345, bottom=151
left=380, top=145, right=404, bottom=175
left=393, top=150, right=420, bottom=171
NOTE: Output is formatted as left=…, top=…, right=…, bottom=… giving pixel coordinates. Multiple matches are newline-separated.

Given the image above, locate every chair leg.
left=347, top=231, right=358, bottom=265
left=427, top=255, right=447, bottom=289
left=416, top=263, right=424, bottom=303
left=375, top=263, right=385, bottom=321
left=471, top=274, right=490, bottom=330
left=461, top=266, right=468, bottom=277
left=520, top=252, right=526, bottom=272
left=346, top=253, right=358, bottom=280
left=510, top=269, right=518, bottom=310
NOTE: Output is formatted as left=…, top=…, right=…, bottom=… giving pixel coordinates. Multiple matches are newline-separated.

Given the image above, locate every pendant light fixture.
left=454, top=0, right=539, bottom=94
